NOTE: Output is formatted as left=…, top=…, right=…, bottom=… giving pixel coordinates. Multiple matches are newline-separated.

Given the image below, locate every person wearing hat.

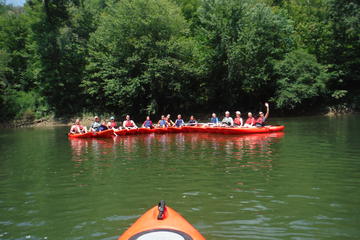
left=90, top=116, right=101, bottom=132
left=107, top=116, right=118, bottom=129
left=234, top=111, right=243, bottom=127
left=221, top=111, right=234, bottom=127
left=255, top=102, right=270, bottom=127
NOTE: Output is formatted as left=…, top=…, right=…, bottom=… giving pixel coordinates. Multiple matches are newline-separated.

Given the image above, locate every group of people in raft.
left=69, top=103, right=270, bottom=134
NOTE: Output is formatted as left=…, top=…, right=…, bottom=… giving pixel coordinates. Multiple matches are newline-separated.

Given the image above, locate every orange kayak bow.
left=118, top=201, right=205, bottom=240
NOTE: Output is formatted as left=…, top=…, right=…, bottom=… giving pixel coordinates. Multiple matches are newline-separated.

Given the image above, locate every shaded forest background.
left=0, top=0, right=359, bottom=121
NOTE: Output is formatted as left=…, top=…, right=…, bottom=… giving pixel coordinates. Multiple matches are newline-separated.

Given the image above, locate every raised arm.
left=264, top=102, right=269, bottom=120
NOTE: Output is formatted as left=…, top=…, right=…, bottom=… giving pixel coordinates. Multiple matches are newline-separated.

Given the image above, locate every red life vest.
left=110, top=122, right=117, bottom=128
left=234, top=117, right=242, bottom=126
left=125, top=120, right=134, bottom=127
left=256, top=116, right=264, bottom=124
left=245, top=117, right=255, bottom=125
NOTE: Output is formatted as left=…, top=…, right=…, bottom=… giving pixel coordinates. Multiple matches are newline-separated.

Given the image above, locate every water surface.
left=1, top=115, right=359, bottom=240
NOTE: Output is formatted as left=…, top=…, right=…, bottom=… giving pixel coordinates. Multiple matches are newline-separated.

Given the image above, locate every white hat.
left=236, top=111, right=241, bottom=115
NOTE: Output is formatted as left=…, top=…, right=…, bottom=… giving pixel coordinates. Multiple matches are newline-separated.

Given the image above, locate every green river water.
left=1, top=115, right=359, bottom=240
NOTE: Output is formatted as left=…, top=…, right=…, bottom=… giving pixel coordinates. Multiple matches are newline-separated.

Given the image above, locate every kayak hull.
left=118, top=205, right=205, bottom=240
left=68, top=132, right=94, bottom=138
left=93, top=129, right=114, bottom=138
left=114, top=129, right=127, bottom=136
left=126, top=128, right=139, bottom=135
left=154, top=128, right=168, bottom=134
left=138, top=128, right=155, bottom=134
left=69, top=125, right=284, bottom=138
left=68, top=129, right=114, bottom=138
left=205, top=126, right=285, bottom=134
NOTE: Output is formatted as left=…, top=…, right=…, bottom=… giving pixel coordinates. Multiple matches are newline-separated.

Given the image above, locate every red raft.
left=118, top=201, right=205, bottom=240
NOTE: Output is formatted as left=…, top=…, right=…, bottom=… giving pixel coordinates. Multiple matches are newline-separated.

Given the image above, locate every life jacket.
left=175, top=119, right=184, bottom=127
left=234, top=117, right=242, bottom=126
left=245, top=117, right=255, bottom=125
left=159, top=120, right=168, bottom=127
left=92, top=121, right=101, bottom=129
left=143, top=120, right=152, bottom=128
left=110, top=122, right=117, bottom=128
left=71, top=124, right=83, bottom=133
left=210, top=117, right=218, bottom=124
left=222, top=117, right=233, bottom=126
left=255, top=116, right=265, bottom=126
left=98, top=125, right=108, bottom=131
left=125, top=120, right=134, bottom=127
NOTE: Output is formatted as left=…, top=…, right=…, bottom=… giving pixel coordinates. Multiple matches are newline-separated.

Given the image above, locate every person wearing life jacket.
left=255, top=102, right=269, bottom=127
left=244, top=112, right=256, bottom=127
left=233, top=111, right=243, bottom=127
left=158, top=115, right=168, bottom=128
left=107, top=116, right=118, bottom=129
left=123, top=115, right=138, bottom=129
left=142, top=116, right=153, bottom=128
left=174, top=114, right=185, bottom=127
left=166, top=114, right=175, bottom=126
left=70, top=119, right=87, bottom=134
left=188, top=115, right=197, bottom=126
left=90, top=116, right=101, bottom=132
left=221, top=111, right=234, bottom=127
left=210, top=113, right=219, bottom=125
left=98, top=121, right=108, bottom=131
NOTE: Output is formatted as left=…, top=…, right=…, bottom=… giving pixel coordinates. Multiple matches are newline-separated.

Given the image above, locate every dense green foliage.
left=0, top=0, right=359, bottom=120
left=84, top=0, right=202, bottom=115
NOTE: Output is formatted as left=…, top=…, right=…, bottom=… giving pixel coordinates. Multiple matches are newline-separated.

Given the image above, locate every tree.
left=327, top=0, right=360, bottom=107
left=84, top=0, right=201, bottom=116
left=25, top=0, right=100, bottom=115
left=196, top=0, right=294, bottom=109
left=0, top=6, right=30, bottom=89
left=272, top=49, right=329, bottom=109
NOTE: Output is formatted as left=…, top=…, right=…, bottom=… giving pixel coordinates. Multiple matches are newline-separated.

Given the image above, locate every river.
left=0, top=115, right=359, bottom=240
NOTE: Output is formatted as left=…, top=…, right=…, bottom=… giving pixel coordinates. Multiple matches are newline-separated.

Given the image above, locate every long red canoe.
left=118, top=201, right=205, bottom=240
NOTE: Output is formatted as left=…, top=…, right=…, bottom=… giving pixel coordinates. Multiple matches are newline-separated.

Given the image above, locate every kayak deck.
left=118, top=201, right=205, bottom=240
